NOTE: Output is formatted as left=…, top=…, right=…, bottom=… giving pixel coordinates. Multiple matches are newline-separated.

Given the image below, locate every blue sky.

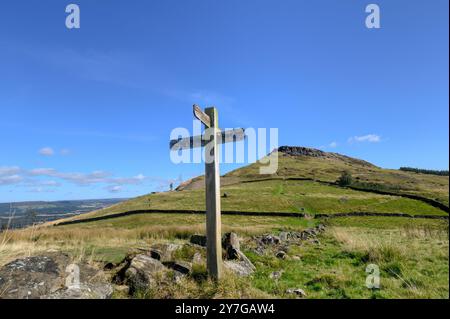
left=0, top=0, right=448, bottom=202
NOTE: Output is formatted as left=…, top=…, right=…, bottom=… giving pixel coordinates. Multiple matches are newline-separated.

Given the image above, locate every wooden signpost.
left=170, top=105, right=245, bottom=280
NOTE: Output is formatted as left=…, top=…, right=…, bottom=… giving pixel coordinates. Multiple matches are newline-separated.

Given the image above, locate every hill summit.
left=277, top=146, right=375, bottom=167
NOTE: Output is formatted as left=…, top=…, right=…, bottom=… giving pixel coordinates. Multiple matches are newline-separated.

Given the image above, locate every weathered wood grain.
left=193, top=104, right=211, bottom=128
left=204, top=107, right=222, bottom=280
left=169, top=128, right=245, bottom=151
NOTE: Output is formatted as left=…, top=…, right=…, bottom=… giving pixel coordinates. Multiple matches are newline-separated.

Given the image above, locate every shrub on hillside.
left=337, top=170, right=353, bottom=187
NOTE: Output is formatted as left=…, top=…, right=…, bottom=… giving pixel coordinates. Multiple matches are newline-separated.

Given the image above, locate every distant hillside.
left=56, top=146, right=449, bottom=224
left=177, top=146, right=449, bottom=207
left=0, top=198, right=127, bottom=228
left=400, top=167, right=449, bottom=176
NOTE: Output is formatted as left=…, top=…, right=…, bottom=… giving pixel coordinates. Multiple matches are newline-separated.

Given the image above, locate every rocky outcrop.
left=0, top=253, right=112, bottom=299
left=121, top=254, right=166, bottom=294
left=222, top=232, right=240, bottom=259
left=277, top=146, right=375, bottom=167
left=253, top=224, right=326, bottom=258
left=278, top=146, right=328, bottom=158
left=286, top=288, right=307, bottom=298
left=222, top=232, right=256, bottom=277
left=150, top=243, right=182, bottom=262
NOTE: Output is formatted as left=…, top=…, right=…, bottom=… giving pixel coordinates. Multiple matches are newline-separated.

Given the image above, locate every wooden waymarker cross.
left=169, top=105, right=245, bottom=280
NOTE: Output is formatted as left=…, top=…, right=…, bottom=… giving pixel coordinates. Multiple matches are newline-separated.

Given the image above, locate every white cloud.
left=28, top=187, right=55, bottom=193
left=60, top=148, right=71, bottom=155
left=348, top=134, right=381, bottom=144
left=0, top=166, right=21, bottom=176
left=329, top=142, right=338, bottom=148
left=1, top=164, right=148, bottom=192
left=0, top=175, right=23, bottom=185
left=28, top=168, right=146, bottom=187
left=39, top=147, right=55, bottom=156
left=107, top=185, right=123, bottom=193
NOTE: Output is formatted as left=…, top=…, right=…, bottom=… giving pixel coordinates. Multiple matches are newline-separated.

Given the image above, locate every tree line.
left=399, top=167, right=449, bottom=176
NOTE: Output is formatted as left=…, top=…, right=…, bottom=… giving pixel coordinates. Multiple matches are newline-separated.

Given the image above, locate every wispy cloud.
left=318, top=141, right=338, bottom=150
left=0, top=165, right=149, bottom=192
left=60, top=148, right=71, bottom=156
left=38, top=147, right=54, bottom=156
left=27, top=168, right=147, bottom=188
left=348, top=134, right=381, bottom=144
left=0, top=166, right=21, bottom=176
left=28, top=187, right=55, bottom=193
left=0, top=174, right=23, bottom=185
left=106, top=185, right=123, bottom=193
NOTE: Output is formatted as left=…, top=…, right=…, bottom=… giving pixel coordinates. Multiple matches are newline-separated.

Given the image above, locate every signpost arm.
left=204, top=107, right=222, bottom=280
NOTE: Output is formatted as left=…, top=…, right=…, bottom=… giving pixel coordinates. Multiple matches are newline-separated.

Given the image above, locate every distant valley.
left=0, top=198, right=127, bottom=229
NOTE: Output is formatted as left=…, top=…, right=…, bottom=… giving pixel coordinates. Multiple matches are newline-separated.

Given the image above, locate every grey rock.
left=192, top=252, right=203, bottom=265
left=253, top=246, right=265, bottom=256
left=150, top=243, right=182, bottom=262
left=124, top=254, right=166, bottom=293
left=223, top=261, right=254, bottom=277
left=286, top=288, right=307, bottom=298
left=236, top=250, right=256, bottom=271
left=165, top=261, right=192, bottom=275
left=269, top=271, right=283, bottom=280
left=279, top=232, right=290, bottom=241
left=222, top=232, right=240, bottom=259
left=276, top=251, right=287, bottom=259
left=260, top=234, right=280, bottom=245
left=0, top=253, right=111, bottom=299
left=42, top=283, right=113, bottom=299
left=223, top=249, right=256, bottom=277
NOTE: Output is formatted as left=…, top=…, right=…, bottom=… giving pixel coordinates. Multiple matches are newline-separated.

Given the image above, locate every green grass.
left=66, top=179, right=446, bottom=224
left=3, top=148, right=448, bottom=299
left=226, top=151, right=449, bottom=206
left=248, top=217, right=449, bottom=299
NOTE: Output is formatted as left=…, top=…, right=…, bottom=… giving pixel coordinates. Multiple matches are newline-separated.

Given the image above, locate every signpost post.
left=170, top=105, right=245, bottom=280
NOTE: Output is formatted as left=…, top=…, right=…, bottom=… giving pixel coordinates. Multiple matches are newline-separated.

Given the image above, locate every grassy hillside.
left=3, top=214, right=448, bottom=298
left=2, top=146, right=448, bottom=299
left=183, top=148, right=449, bottom=206
left=62, top=147, right=448, bottom=223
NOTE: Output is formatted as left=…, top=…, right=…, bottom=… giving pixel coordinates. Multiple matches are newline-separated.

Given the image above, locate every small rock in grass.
left=150, top=243, right=182, bottom=262
left=269, top=271, right=283, bottom=280
left=276, top=251, right=287, bottom=259
left=260, top=234, right=280, bottom=245
left=286, top=288, right=307, bottom=298
left=192, top=252, right=203, bottom=265
left=279, top=232, right=289, bottom=241
left=123, top=254, right=166, bottom=293
left=222, top=232, right=241, bottom=260
left=223, top=261, right=254, bottom=277
left=165, top=261, right=192, bottom=275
